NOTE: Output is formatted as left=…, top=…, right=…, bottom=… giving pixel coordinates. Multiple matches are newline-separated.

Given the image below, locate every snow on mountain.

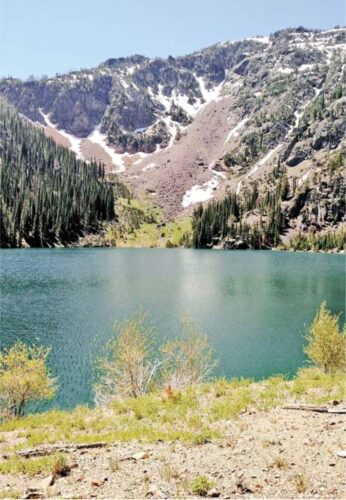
left=1, top=26, right=345, bottom=218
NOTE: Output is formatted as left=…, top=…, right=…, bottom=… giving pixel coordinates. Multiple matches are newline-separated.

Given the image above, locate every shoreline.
left=0, top=370, right=344, bottom=499
left=1, top=245, right=344, bottom=254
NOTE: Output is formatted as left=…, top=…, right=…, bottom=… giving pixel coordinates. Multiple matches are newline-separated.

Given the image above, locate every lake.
left=0, top=249, right=344, bottom=410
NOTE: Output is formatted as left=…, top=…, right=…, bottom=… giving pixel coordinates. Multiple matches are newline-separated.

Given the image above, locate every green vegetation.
left=305, top=302, right=345, bottom=373
left=290, top=367, right=344, bottom=404
left=327, top=150, right=344, bottom=173
left=283, top=228, right=345, bottom=252
left=161, top=317, right=218, bottom=388
left=192, top=165, right=288, bottom=248
left=190, top=475, right=215, bottom=496
left=105, top=196, right=192, bottom=248
left=0, top=101, right=116, bottom=247
left=0, top=490, right=21, bottom=499
left=0, top=453, right=67, bottom=477
left=193, top=156, right=344, bottom=251
left=51, top=454, right=70, bottom=477
left=161, top=218, right=192, bottom=248
left=94, top=314, right=159, bottom=401
left=0, top=303, right=344, bottom=479
left=94, top=314, right=217, bottom=404
left=0, top=342, right=56, bottom=418
left=0, top=368, right=343, bottom=470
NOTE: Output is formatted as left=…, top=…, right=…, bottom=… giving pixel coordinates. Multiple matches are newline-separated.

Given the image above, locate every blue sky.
left=0, top=0, right=344, bottom=79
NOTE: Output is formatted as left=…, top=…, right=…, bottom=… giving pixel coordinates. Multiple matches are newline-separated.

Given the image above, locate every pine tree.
left=0, top=100, right=120, bottom=247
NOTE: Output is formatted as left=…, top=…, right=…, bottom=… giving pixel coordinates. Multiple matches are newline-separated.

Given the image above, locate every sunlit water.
left=0, top=248, right=344, bottom=410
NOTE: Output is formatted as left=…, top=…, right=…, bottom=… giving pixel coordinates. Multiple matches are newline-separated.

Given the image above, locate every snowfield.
left=182, top=178, right=219, bottom=208
left=196, top=76, right=224, bottom=104
left=87, top=125, right=130, bottom=172
left=39, top=110, right=83, bottom=159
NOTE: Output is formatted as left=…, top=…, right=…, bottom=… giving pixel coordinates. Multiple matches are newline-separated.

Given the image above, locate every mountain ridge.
left=1, top=26, right=345, bottom=244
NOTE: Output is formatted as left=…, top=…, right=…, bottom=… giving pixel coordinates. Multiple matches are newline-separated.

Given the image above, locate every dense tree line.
left=0, top=101, right=116, bottom=247
left=192, top=169, right=289, bottom=249
left=285, top=229, right=345, bottom=252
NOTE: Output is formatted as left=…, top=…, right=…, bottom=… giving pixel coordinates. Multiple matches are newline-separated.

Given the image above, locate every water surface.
left=0, top=249, right=344, bottom=409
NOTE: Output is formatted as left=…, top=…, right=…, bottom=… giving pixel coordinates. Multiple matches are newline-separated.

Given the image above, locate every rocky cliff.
left=1, top=27, right=345, bottom=226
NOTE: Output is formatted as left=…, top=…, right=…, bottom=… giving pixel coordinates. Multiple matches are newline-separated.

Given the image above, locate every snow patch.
left=277, top=67, right=294, bottom=75
left=39, top=109, right=83, bottom=159
left=142, top=162, right=156, bottom=172
left=247, top=36, right=270, bottom=44
left=87, top=125, right=130, bottom=172
left=174, top=90, right=201, bottom=117
left=162, top=116, right=178, bottom=148
left=323, top=28, right=346, bottom=34
left=246, top=144, right=282, bottom=178
left=224, top=118, right=249, bottom=144
left=127, top=65, right=137, bottom=75
left=298, top=169, right=311, bottom=186
left=290, top=87, right=322, bottom=131
left=182, top=178, right=219, bottom=208
left=120, top=78, right=129, bottom=89
left=298, top=64, right=315, bottom=72
left=208, top=161, right=227, bottom=179
left=132, top=152, right=149, bottom=165
left=196, top=76, right=224, bottom=103
left=237, top=86, right=324, bottom=194
left=292, top=39, right=346, bottom=65
left=157, top=84, right=172, bottom=111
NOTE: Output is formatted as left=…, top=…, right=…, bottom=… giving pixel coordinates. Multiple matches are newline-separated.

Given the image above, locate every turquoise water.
left=0, top=249, right=344, bottom=410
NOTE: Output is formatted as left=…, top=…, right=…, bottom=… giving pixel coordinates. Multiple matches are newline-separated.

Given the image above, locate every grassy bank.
left=103, top=197, right=192, bottom=248
left=0, top=367, right=344, bottom=477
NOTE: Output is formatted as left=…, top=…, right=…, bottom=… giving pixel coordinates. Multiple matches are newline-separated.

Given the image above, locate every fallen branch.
left=283, top=404, right=346, bottom=414
left=17, top=441, right=110, bottom=458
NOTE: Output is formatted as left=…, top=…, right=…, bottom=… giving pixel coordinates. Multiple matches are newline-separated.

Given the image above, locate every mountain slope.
left=0, top=101, right=117, bottom=247
left=0, top=27, right=345, bottom=226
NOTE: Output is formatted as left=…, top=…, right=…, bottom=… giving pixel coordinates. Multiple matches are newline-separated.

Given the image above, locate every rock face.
left=1, top=27, right=345, bottom=219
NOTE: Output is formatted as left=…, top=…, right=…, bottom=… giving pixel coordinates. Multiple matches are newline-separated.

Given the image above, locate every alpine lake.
left=0, top=248, right=344, bottom=410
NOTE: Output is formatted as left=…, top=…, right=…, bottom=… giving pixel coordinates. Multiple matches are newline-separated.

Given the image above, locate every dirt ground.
left=1, top=407, right=345, bottom=499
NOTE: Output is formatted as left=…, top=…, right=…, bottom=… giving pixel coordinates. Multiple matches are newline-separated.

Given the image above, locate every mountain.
left=0, top=101, right=120, bottom=247
left=0, top=27, right=345, bottom=248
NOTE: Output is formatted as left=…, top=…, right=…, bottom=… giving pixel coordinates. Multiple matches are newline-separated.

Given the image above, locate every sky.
left=0, top=0, right=344, bottom=79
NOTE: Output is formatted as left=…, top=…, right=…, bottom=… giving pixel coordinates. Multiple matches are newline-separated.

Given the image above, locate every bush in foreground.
left=305, top=302, right=345, bottom=373
left=94, top=314, right=217, bottom=404
left=94, top=314, right=159, bottom=403
left=161, top=317, right=218, bottom=389
left=0, top=342, right=56, bottom=419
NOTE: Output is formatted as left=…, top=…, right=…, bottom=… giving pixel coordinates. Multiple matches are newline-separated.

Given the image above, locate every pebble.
left=132, top=451, right=150, bottom=460
left=208, top=488, right=221, bottom=497
left=91, top=477, right=108, bottom=487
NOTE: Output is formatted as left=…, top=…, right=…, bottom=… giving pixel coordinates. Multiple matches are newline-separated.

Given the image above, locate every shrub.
left=293, top=474, right=308, bottom=493
left=94, top=314, right=218, bottom=403
left=0, top=342, right=56, bottom=419
left=191, top=475, right=215, bottom=496
left=161, top=317, right=218, bottom=389
left=52, top=455, right=70, bottom=477
left=305, top=302, right=345, bottom=373
left=94, top=314, right=160, bottom=403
